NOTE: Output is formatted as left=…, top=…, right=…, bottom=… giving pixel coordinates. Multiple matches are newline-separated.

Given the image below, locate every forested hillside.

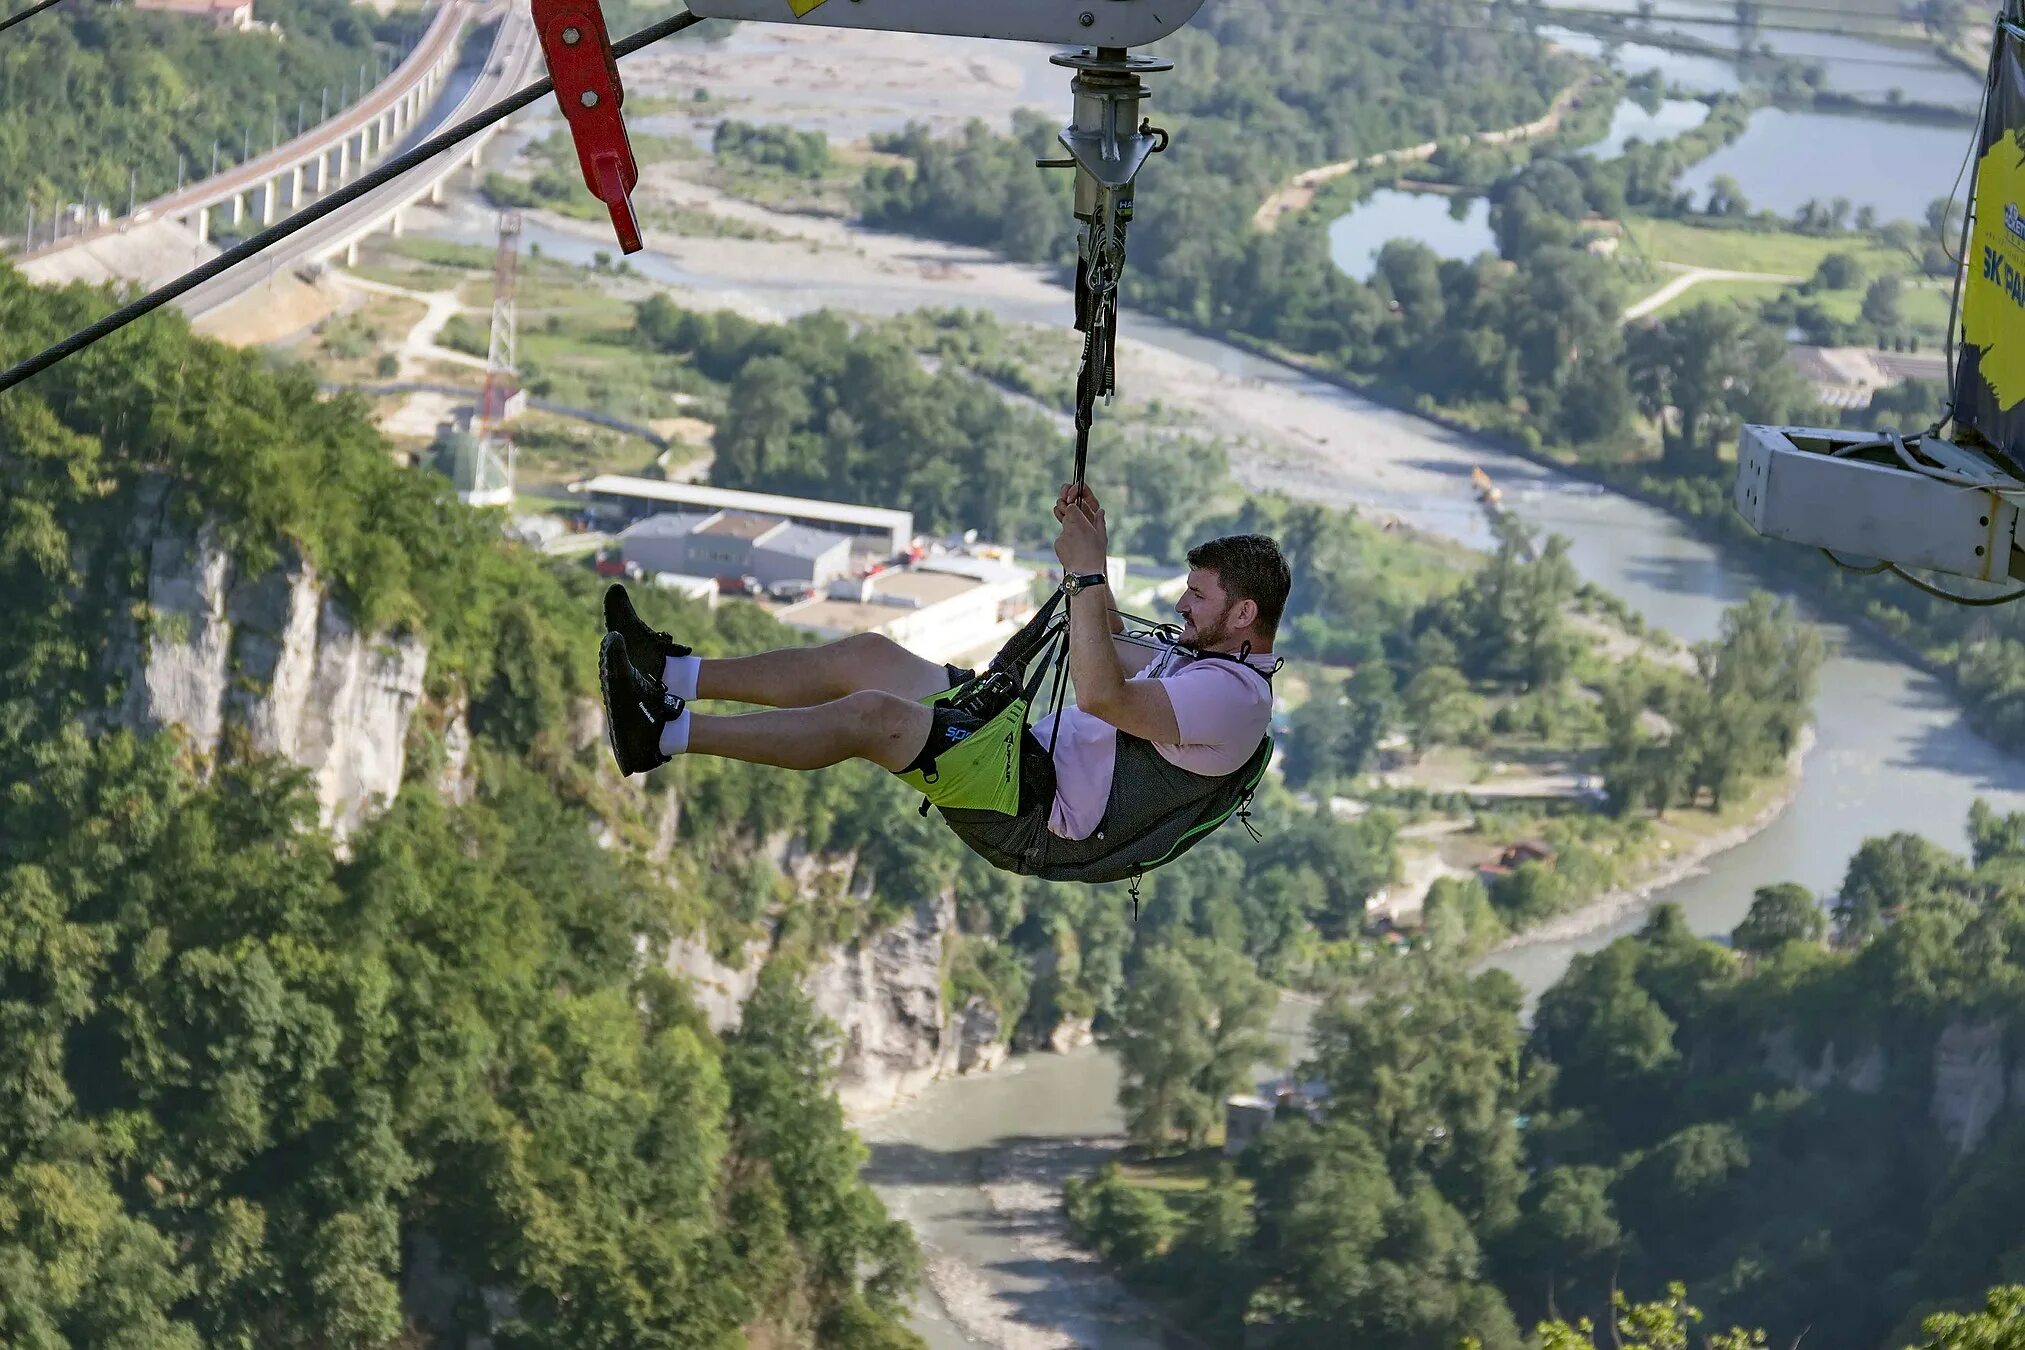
left=1069, top=801, right=2025, bottom=1348
left=0, top=0, right=403, bottom=228
left=0, top=265, right=926, bottom=1347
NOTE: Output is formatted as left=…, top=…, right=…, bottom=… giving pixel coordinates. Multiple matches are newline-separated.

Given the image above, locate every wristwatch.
left=1061, top=571, right=1108, bottom=596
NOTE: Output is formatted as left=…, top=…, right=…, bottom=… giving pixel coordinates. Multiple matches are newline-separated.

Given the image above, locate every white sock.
left=658, top=706, right=692, bottom=757
left=663, top=654, right=700, bottom=701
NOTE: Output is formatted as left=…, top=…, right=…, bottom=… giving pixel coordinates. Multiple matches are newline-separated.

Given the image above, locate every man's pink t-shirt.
left=1031, top=644, right=1276, bottom=841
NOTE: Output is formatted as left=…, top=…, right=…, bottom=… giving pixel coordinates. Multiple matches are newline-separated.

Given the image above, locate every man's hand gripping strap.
left=532, top=0, right=643, bottom=252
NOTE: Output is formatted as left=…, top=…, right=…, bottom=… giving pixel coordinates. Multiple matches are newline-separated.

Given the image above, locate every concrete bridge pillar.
left=192, top=206, right=209, bottom=246
left=230, top=192, right=245, bottom=227
left=290, top=164, right=305, bottom=209
left=337, top=136, right=351, bottom=182
left=428, top=177, right=445, bottom=206
left=390, top=207, right=404, bottom=238
left=263, top=177, right=281, bottom=227
left=346, top=239, right=359, bottom=267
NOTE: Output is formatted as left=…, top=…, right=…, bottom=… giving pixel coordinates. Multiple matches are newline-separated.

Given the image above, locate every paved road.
left=177, top=3, right=542, bottom=318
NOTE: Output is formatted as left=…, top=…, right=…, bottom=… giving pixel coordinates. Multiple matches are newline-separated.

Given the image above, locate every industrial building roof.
left=697, top=512, right=781, bottom=542
left=621, top=511, right=716, bottom=539
left=870, top=570, right=979, bottom=605
left=573, top=475, right=913, bottom=535
left=757, top=523, right=853, bottom=560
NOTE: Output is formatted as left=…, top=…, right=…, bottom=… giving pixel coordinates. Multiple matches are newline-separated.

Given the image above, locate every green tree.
left=1508, top=1164, right=1624, bottom=1306
left=1730, top=882, right=1825, bottom=955
left=1415, top=518, right=1581, bottom=692
left=1811, top=252, right=1867, bottom=292
left=1403, top=664, right=1478, bottom=752
left=1968, top=798, right=2025, bottom=868
left=1305, top=958, right=1528, bottom=1232
left=725, top=962, right=922, bottom=1325
left=1912, top=1285, right=2025, bottom=1348
left=1114, top=937, right=1281, bottom=1151
left=1423, top=875, right=1506, bottom=955
left=1704, top=174, right=1751, bottom=218
left=1249, top=1121, right=1524, bottom=1350
left=1627, top=304, right=1814, bottom=474
left=1836, top=832, right=1968, bottom=943
left=1863, top=274, right=1907, bottom=330
left=1063, top=1164, right=1177, bottom=1268
left=1520, top=1284, right=1768, bottom=1350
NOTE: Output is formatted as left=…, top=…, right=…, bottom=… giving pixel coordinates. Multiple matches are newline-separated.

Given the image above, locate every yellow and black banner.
left=1957, top=24, right=2025, bottom=455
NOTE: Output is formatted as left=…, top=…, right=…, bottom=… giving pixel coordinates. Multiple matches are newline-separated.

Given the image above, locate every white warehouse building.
left=573, top=475, right=914, bottom=556
left=619, top=511, right=855, bottom=590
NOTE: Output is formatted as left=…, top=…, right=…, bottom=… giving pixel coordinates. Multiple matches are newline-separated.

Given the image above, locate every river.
left=1330, top=3, right=1982, bottom=275
left=428, top=33, right=2025, bottom=1341
left=1538, top=0, right=1982, bottom=109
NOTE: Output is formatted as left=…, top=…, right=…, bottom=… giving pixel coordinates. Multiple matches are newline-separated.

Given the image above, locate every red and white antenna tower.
left=463, top=210, right=523, bottom=507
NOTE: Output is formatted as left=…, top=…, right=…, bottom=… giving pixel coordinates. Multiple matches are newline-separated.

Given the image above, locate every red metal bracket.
left=531, top=0, right=642, bottom=252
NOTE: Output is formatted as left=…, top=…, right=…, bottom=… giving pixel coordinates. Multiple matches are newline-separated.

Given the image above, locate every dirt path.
left=339, top=274, right=486, bottom=376
left=1621, top=263, right=1805, bottom=321
left=1252, top=77, right=1597, bottom=232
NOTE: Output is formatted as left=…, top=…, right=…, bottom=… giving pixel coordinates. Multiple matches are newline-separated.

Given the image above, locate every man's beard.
left=1183, top=612, right=1230, bottom=649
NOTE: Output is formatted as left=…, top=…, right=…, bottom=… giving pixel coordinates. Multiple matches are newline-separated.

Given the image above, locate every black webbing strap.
left=987, top=589, right=1067, bottom=679
left=1070, top=252, right=1119, bottom=488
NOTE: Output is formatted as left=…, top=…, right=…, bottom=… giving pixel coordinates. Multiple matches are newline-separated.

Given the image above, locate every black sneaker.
left=604, top=583, right=690, bottom=688
left=599, top=631, right=682, bottom=776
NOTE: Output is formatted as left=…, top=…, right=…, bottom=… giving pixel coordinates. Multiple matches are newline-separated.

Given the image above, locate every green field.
left=1644, top=275, right=1791, bottom=318
left=1624, top=216, right=1905, bottom=279
left=1804, top=277, right=1954, bottom=334
left=1619, top=216, right=1950, bottom=332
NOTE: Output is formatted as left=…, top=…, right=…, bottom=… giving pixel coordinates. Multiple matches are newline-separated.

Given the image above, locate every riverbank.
left=1490, top=726, right=1813, bottom=953
left=1253, top=74, right=1601, bottom=232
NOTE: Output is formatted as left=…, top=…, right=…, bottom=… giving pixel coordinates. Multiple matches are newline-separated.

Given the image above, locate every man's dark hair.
left=1186, top=534, right=1291, bottom=641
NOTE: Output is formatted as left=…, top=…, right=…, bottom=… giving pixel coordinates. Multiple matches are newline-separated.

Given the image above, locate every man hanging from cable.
left=598, top=485, right=1287, bottom=893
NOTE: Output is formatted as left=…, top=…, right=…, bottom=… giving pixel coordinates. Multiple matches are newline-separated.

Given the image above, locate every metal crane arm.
left=684, top=0, right=1206, bottom=48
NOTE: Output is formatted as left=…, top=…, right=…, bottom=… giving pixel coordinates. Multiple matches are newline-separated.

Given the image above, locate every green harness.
left=895, top=680, right=1033, bottom=815
left=894, top=587, right=1280, bottom=901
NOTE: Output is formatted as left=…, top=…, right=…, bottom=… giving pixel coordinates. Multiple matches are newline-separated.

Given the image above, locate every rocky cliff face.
left=106, top=481, right=431, bottom=842
left=112, top=488, right=1007, bottom=1112
left=667, top=891, right=1009, bottom=1120
left=1765, top=1020, right=2018, bottom=1155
